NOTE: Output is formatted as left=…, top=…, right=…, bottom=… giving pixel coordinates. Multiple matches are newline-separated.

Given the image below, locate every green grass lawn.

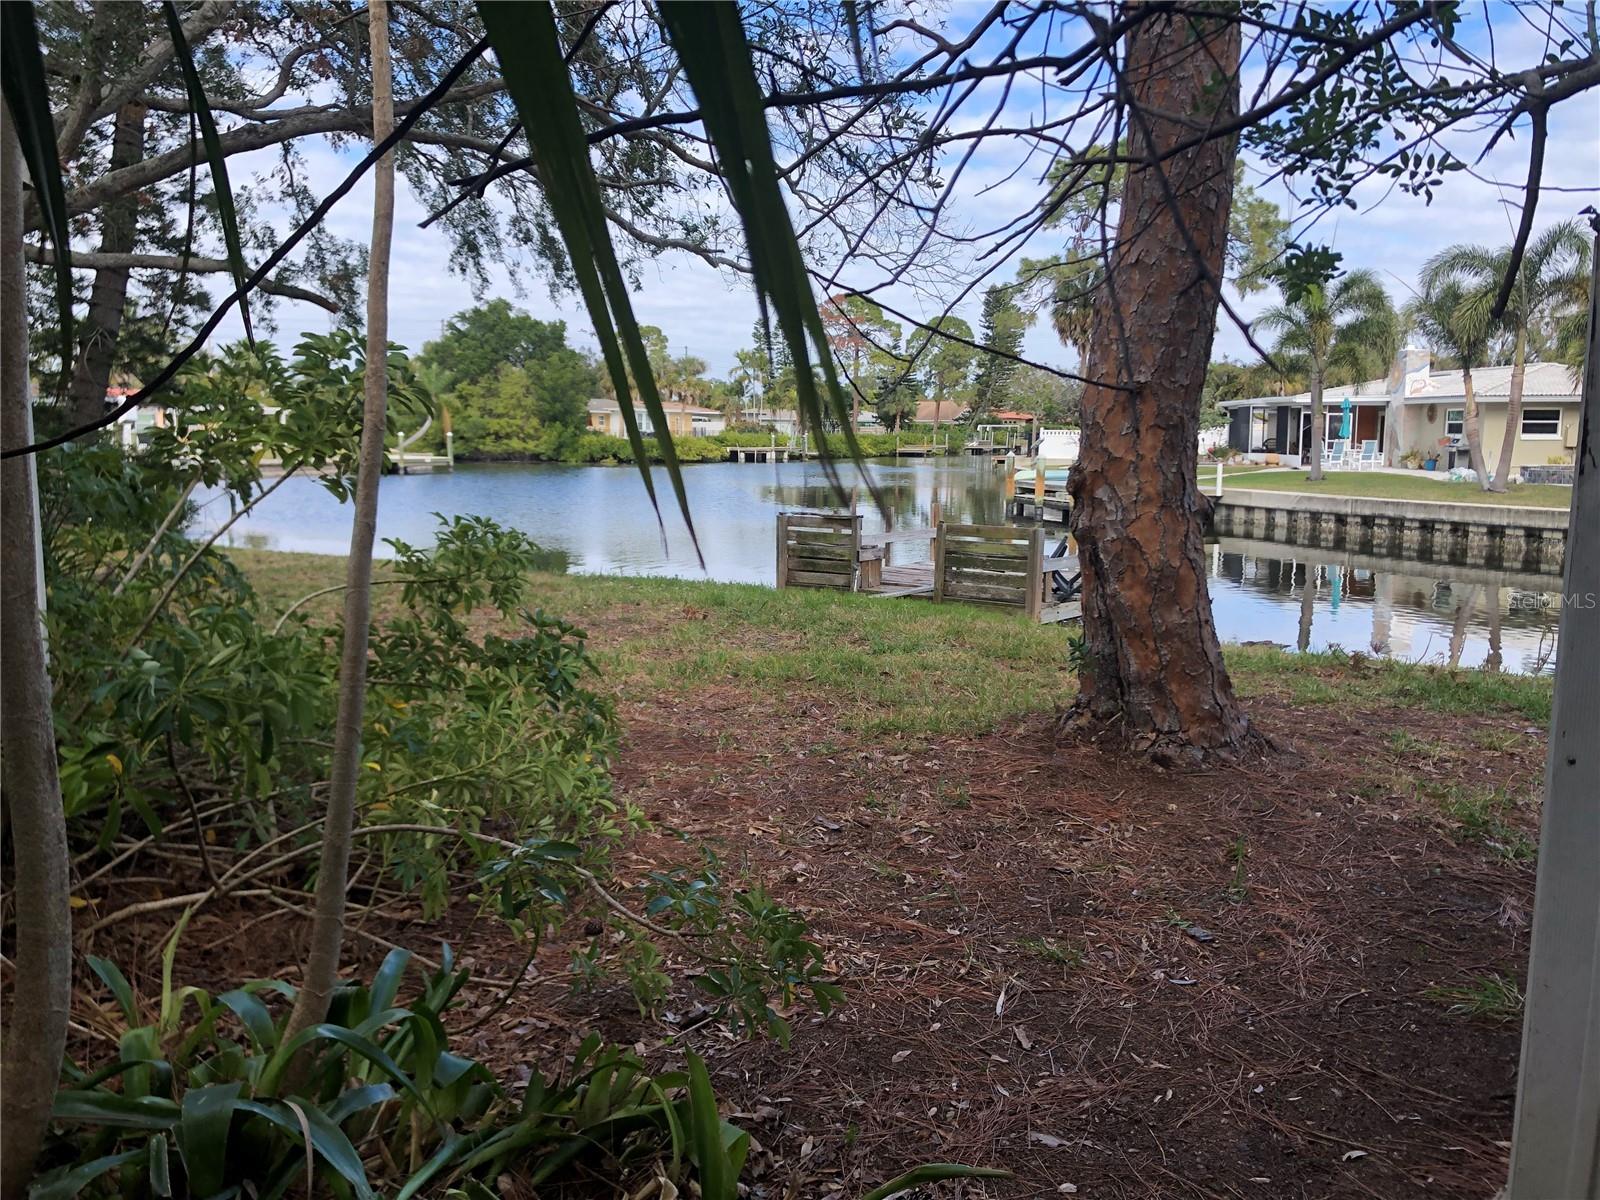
left=1225, top=470, right=1573, bottom=508
left=229, top=549, right=1555, bottom=735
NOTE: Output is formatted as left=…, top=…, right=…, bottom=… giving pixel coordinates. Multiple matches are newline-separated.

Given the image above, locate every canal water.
left=198, top=458, right=1564, bottom=673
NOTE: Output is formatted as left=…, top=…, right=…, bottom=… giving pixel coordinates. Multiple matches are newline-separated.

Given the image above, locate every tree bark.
left=1064, top=8, right=1254, bottom=762
left=1462, top=366, right=1489, bottom=489
left=1, top=103, right=73, bottom=1200
left=67, top=101, right=147, bottom=430
left=283, top=0, right=394, bottom=1041
left=1490, top=327, right=1527, bottom=493
left=1306, top=366, right=1325, bottom=480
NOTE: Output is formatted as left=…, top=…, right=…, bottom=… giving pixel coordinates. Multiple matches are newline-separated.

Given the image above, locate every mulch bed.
left=86, top=673, right=1542, bottom=1199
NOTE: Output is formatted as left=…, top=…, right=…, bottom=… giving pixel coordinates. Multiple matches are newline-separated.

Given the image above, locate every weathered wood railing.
left=935, top=523, right=1053, bottom=619
left=776, top=512, right=861, bottom=590
left=777, top=513, right=1079, bottom=622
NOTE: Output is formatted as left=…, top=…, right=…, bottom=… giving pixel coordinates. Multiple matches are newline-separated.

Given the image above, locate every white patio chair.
left=1355, top=440, right=1380, bottom=470
left=1321, top=438, right=1348, bottom=471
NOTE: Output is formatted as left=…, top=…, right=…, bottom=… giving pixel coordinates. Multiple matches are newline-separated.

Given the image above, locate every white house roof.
left=1404, top=360, right=1579, bottom=402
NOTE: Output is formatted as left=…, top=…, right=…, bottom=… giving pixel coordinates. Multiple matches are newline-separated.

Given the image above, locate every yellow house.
left=1396, top=360, right=1580, bottom=472
left=586, top=398, right=726, bottom=438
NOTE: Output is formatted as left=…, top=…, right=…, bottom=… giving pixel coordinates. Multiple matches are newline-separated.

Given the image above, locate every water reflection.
left=196, top=459, right=1563, bottom=672
left=1209, top=536, right=1559, bottom=673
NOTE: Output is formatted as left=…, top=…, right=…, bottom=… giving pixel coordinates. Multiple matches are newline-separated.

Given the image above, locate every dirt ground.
left=88, top=596, right=1546, bottom=1200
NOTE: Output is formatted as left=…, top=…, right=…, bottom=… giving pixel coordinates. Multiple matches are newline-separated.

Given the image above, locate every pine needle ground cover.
left=202, top=550, right=1553, bottom=1198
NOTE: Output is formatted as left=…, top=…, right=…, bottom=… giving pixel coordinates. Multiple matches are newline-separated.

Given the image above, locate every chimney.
left=1388, top=344, right=1431, bottom=398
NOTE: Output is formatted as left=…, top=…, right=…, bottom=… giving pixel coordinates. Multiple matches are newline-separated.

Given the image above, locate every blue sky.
left=211, top=2, right=1600, bottom=379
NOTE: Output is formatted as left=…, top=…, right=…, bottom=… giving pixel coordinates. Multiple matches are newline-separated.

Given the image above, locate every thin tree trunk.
left=1490, top=327, right=1527, bottom=492
left=1307, top=368, right=1325, bottom=480
left=1371, top=571, right=1394, bottom=656
left=1064, top=8, right=1254, bottom=763
left=1462, top=365, right=1489, bottom=489
left=1448, top=585, right=1479, bottom=668
left=67, top=101, right=147, bottom=430
left=1297, top=564, right=1315, bottom=653
left=1, top=103, right=73, bottom=1200
left=283, top=0, right=394, bottom=1041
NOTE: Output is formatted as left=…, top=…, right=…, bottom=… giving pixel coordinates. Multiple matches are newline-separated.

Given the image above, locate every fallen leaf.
left=1342, top=1149, right=1368, bottom=1162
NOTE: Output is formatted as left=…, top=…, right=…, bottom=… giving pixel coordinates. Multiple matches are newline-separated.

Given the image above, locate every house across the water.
left=587, top=398, right=726, bottom=438
left=1220, top=347, right=1580, bottom=473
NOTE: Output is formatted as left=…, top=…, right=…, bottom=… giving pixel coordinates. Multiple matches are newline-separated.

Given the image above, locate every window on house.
left=1445, top=409, right=1464, bottom=436
left=1521, top=408, right=1562, bottom=438
left=1249, top=405, right=1271, bottom=451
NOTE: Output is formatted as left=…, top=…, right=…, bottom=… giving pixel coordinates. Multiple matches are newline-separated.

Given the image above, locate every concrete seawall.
left=1210, top=489, right=1569, bottom=576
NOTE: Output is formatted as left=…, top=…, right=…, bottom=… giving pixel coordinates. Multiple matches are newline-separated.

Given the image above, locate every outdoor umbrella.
left=1339, top=395, right=1353, bottom=440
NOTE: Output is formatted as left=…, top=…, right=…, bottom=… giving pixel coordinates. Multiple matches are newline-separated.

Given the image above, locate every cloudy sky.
left=213, top=2, right=1600, bottom=380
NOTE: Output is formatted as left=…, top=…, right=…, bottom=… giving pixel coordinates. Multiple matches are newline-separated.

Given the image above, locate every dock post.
left=933, top=521, right=947, bottom=604
left=397, top=433, right=406, bottom=474
left=1034, top=459, right=1046, bottom=517
left=445, top=429, right=454, bottom=468
left=1026, top=527, right=1045, bottom=620
left=1215, top=459, right=1223, bottom=496
left=775, top=514, right=789, bottom=588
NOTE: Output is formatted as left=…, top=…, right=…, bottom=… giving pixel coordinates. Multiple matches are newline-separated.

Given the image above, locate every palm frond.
left=479, top=1, right=700, bottom=561
left=656, top=1, right=882, bottom=513
left=162, top=1, right=254, bottom=343
left=0, top=1, right=74, bottom=379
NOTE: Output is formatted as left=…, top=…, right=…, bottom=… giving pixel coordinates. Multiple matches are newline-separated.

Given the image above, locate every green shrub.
left=38, top=945, right=747, bottom=1200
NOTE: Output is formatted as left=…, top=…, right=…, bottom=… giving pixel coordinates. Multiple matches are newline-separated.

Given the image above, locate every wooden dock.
left=776, top=512, right=1080, bottom=623
left=728, top=445, right=797, bottom=463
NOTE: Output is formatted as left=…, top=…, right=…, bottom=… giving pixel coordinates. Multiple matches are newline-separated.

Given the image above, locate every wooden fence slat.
left=787, top=530, right=855, bottom=546
left=939, top=540, right=1029, bottom=560
left=945, top=580, right=1029, bottom=603
left=788, top=555, right=853, bottom=575
left=787, top=540, right=853, bottom=560
left=787, top=570, right=854, bottom=589
left=941, top=522, right=1031, bottom=540
left=944, top=554, right=1029, bottom=576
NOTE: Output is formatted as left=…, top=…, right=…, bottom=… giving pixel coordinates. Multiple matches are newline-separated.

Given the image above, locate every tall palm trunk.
left=1065, top=7, right=1253, bottom=761
left=284, top=0, right=395, bottom=1041
left=1, top=104, right=73, bottom=1200
left=1489, top=326, right=1527, bottom=492
left=1461, top=365, right=1489, bottom=489
left=1306, top=366, right=1325, bottom=480
left=66, top=101, right=147, bottom=430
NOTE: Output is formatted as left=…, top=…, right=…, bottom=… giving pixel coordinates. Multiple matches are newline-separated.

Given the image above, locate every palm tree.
left=1406, top=278, right=1490, bottom=489
left=1421, top=221, right=1591, bottom=492
left=1254, top=270, right=1396, bottom=481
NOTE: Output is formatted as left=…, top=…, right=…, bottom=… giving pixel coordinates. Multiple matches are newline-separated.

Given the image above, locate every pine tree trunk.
left=1, top=103, right=73, bottom=1200
left=1490, top=328, right=1527, bottom=493
left=1065, top=8, right=1255, bottom=763
left=1463, top=366, right=1489, bottom=489
left=284, top=0, right=395, bottom=1041
left=67, top=101, right=147, bottom=430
